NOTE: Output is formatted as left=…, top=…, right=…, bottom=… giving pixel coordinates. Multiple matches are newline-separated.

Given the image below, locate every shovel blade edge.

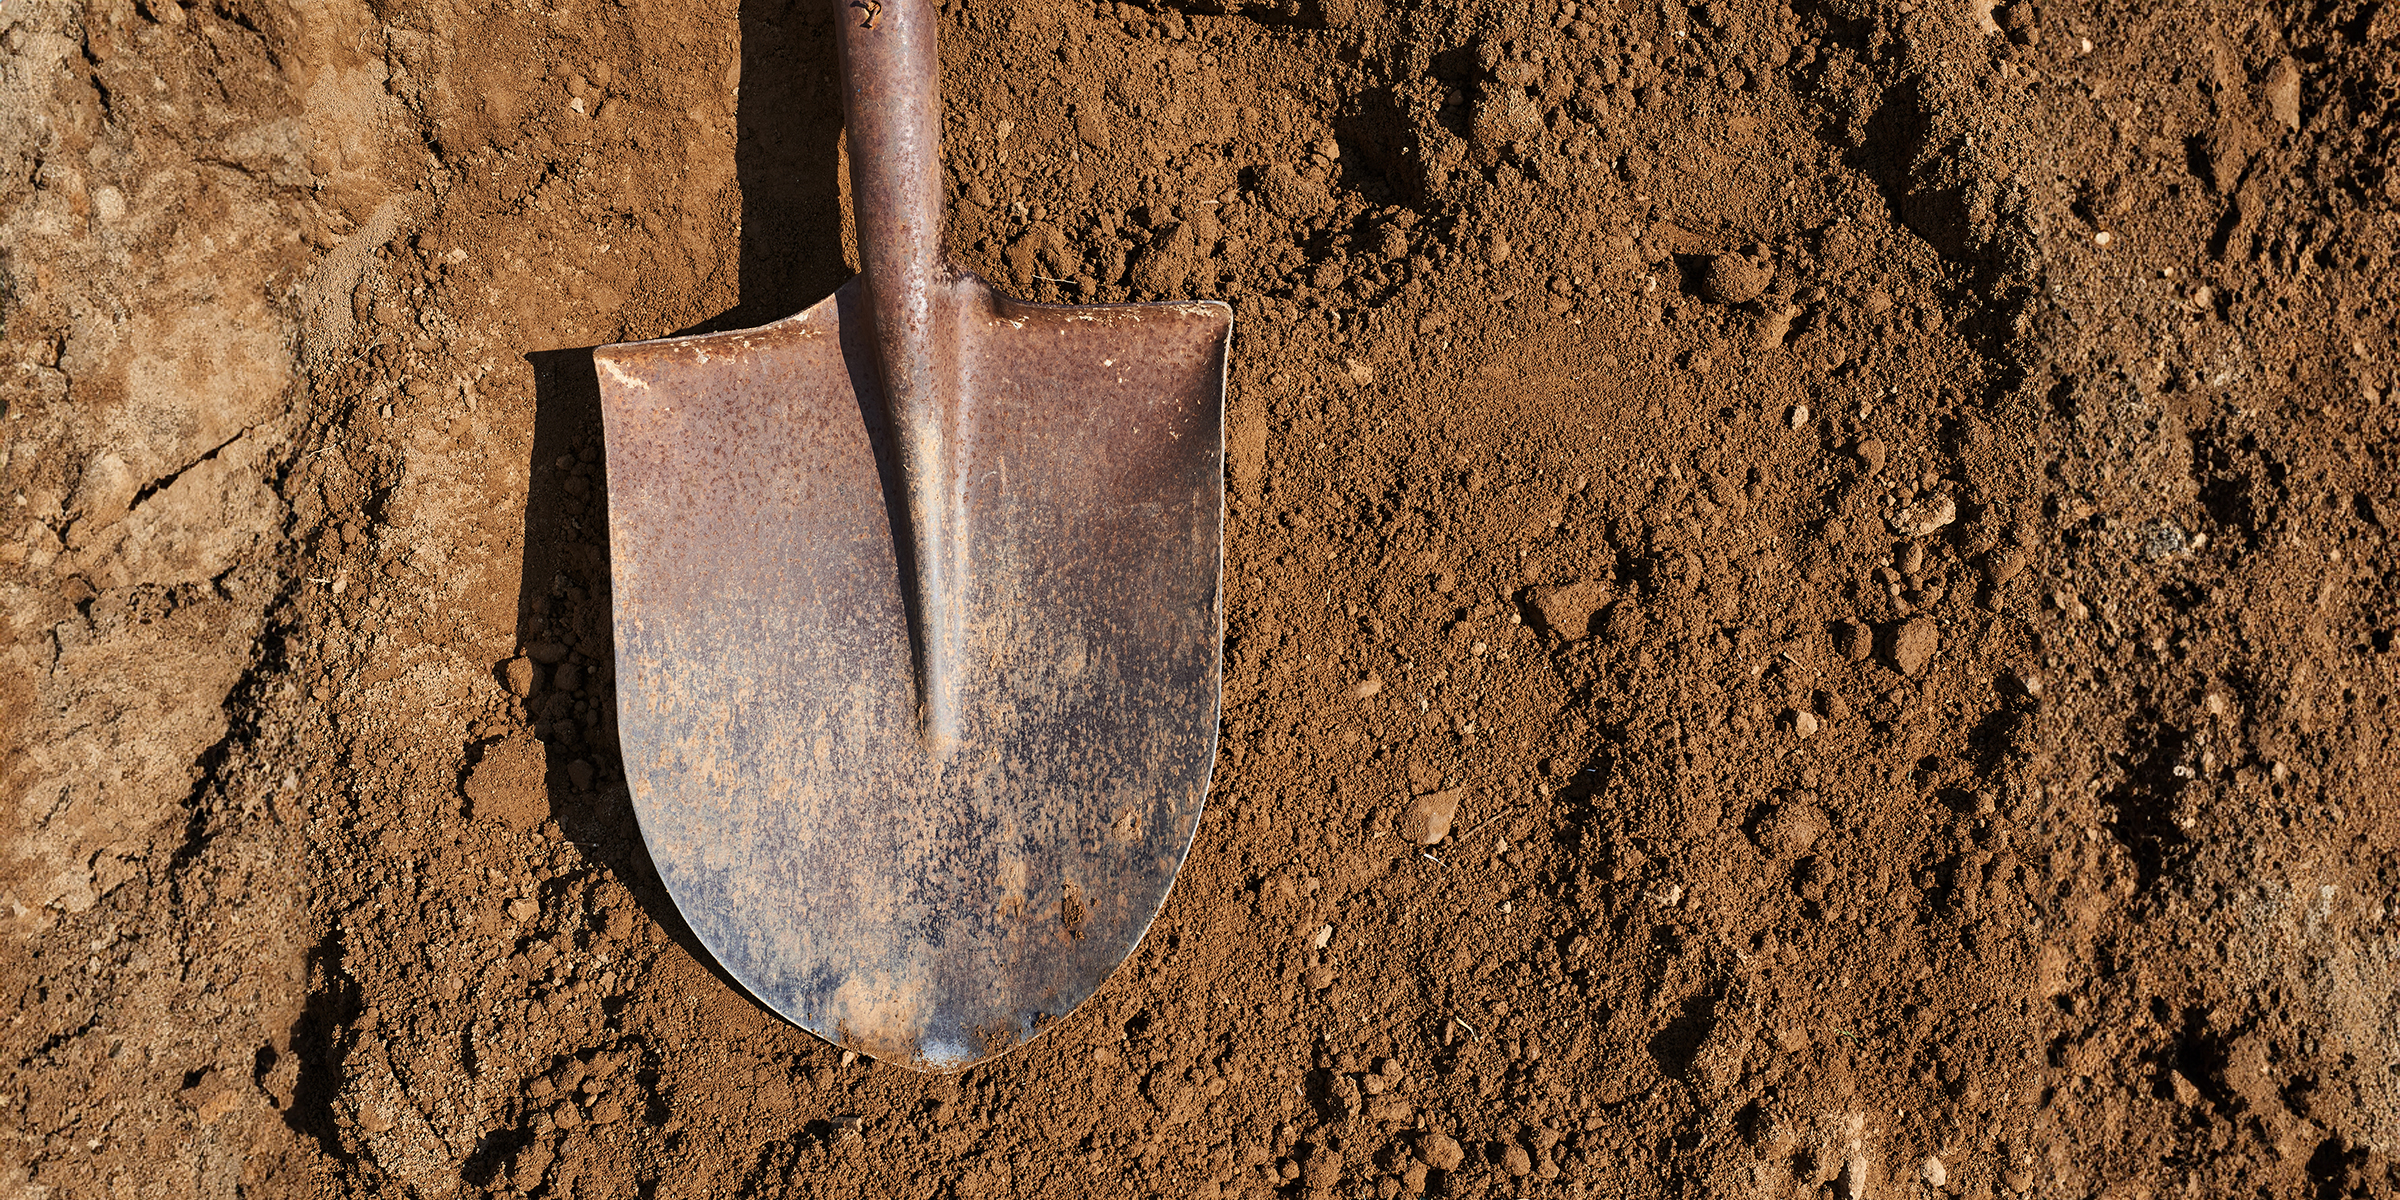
left=595, top=276, right=1228, bottom=1071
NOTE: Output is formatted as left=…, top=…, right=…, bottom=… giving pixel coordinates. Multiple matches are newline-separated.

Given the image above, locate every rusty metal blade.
left=595, top=274, right=1228, bottom=1070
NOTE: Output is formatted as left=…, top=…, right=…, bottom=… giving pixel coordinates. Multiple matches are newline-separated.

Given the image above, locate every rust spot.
left=1060, top=883, right=1087, bottom=941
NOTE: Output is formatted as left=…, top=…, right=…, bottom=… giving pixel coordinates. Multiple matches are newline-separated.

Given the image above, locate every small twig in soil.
left=1457, top=806, right=1516, bottom=841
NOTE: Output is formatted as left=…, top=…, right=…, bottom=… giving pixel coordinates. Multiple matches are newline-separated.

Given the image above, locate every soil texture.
left=6, top=0, right=2400, bottom=1196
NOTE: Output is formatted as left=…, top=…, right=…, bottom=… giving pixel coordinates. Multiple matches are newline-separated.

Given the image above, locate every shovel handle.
left=833, top=0, right=948, bottom=300
left=833, top=0, right=965, bottom=755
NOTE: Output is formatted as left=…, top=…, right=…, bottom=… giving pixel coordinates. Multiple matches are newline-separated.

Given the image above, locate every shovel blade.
left=595, top=276, right=1228, bottom=1070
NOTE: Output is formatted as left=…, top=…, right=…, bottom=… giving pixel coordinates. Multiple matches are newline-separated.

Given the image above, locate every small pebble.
left=1351, top=676, right=1383, bottom=699
left=2265, top=56, right=2301, bottom=129
left=1891, top=617, right=1938, bottom=675
left=506, top=897, right=538, bottom=923
left=1402, top=788, right=1463, bottom=846
left=1790, top=709, right=1820, bottom=739
left=1921, top=1157, right=1949, bottom=1187
left=1311, top=924, right=1333, bottom=949
left=1887, top=494, right=1957, bottom=537
left=1787, top=404, right=1810, bottom=429
left=1838, top=1156, right=1873, bottom=1199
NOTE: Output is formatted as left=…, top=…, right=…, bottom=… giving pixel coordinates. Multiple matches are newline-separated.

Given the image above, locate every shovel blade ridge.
left=595, top=276, right=1229, bottom=1070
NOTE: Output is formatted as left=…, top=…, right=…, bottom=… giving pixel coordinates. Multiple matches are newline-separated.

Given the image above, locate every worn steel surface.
left=590, top=0, right=1230, bottom=1071
left=596, top=279, right=1227, bottom=1070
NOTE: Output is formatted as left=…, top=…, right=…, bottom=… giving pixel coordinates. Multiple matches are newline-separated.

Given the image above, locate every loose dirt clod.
left=1834, top=619, right=1875, bottom=662
left=503, top=655, right=541, bottom=697
left=1502, top=1143, right=1534, bottom=1176
left=1891, top=617, right=1939, bottom=676
left=1526, top=579, right=1613, bottom=639
left=1698, top=253, right=1770, bottom=304
left=1755, top=802, right=1829, bottom=858
left=1421, top=1133, right=1466, bottom=1172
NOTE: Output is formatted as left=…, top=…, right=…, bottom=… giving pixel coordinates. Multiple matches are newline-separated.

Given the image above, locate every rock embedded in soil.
left=1891, top=617, right=1938, bottom=676
left=1887, top=494, right=1957, bottom=537
left=1402, top=788, right=1463, bottom=845
left=2266, top=57, right=2302, bottom=129
left=1698, top=253, right=1770, bottom=304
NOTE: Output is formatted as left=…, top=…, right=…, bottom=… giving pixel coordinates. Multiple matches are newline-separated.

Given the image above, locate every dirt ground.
left=7, top=0, right=2400, bottom=1195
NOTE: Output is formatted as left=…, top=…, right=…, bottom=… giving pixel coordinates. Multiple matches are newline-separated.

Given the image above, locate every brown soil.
left=6, top=0, right=2400, bottom=1196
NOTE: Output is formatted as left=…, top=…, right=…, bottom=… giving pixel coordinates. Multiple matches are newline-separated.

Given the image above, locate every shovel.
left=591, top=0, right=1230, bottom=1071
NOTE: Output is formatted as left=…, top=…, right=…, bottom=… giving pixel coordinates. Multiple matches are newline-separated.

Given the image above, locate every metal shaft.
left=831, top=0, right=964, bottom=756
